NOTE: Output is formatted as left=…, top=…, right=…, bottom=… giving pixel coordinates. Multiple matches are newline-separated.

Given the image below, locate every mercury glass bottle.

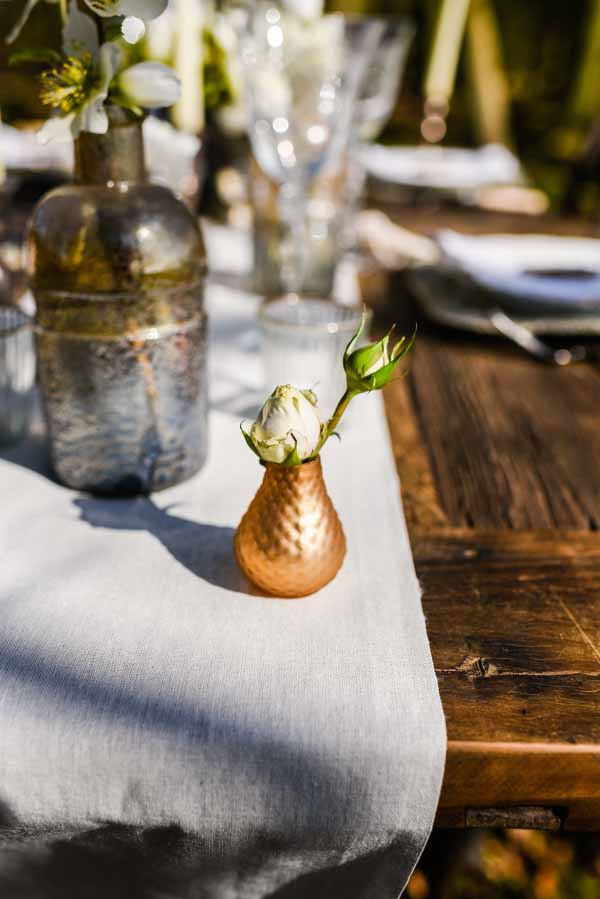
left=28, top=108, right=208, bottom=494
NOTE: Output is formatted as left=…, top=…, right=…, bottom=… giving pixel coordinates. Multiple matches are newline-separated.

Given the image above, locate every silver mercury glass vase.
left=28, top=107, right=208, bottom=495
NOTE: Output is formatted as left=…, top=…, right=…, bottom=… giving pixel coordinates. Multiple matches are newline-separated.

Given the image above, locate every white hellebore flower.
left=84, top=0, right=167, bottom=17
left=38, top=0, right=121, bottom=143
left=2, top=0, right=60, bottom=45
left=38, top=2, right=121, bottom=143
left=38, top=1, right=180, bottom=143
left=83, top=0, right=168, bottom=44
left=244, top=385, right=323, bottom=465
left=117, top=61, right=181, bottom=110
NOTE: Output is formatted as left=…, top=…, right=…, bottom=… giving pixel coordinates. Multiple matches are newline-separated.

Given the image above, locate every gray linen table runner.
left=0, top=278, right=446, bottom=898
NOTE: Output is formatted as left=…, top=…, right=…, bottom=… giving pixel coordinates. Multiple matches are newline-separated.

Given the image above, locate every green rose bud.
left=343, top=311, right=415, bottom=393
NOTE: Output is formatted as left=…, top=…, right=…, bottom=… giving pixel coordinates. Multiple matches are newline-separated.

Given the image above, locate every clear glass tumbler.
left=259, top=297, right=370, bottom=420
left=0, top=306, right=35, bottom=446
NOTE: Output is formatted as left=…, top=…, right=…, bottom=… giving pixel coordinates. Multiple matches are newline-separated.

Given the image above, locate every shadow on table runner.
left=0, top=637, right=427, bottom=898
left=73, top=497, right=253, bottom=594
left=0, top=817, right=423, bottom=899
left=0, top=364, right=443, bottom=898
left=0, top=437, right=252, bottom=593
left=0, top=434, right=53, bottom=482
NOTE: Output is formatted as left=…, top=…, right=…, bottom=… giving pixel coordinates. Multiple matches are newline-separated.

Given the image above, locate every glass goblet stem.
left=279, top=176, right=309, bottom=296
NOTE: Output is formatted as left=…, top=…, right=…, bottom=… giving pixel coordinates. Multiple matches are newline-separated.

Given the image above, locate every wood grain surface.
left=376, top=208, right=600, bottom=831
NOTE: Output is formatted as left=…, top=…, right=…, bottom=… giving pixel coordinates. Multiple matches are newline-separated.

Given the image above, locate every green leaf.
left=203, top=27, right=235, bottom=109
left=370, top=360, right=398, bottom=390
left=240, top=422, right=261, bottom=459
left=391, top=325, right=417, bottom=361
left=103, top=22, right=124, bottom=43
left=108, top=91, right=143, bottom=118
left=343, top=307, right=368, bottom=363
left=9, top=48, right=61, bottom=68
left=280, top=432, right=304, bottom=467
left=345, top=333, right=389, bottom=377
left=370, top=338, right=415, bottom=388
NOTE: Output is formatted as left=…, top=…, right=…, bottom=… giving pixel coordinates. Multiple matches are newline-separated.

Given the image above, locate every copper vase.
left=234, top=457, right=346, bottom=598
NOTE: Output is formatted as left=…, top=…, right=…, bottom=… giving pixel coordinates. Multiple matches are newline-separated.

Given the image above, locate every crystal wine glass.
left=342, top=17, right=414, bottom=251
left=240, top=6, right=382, bottom=296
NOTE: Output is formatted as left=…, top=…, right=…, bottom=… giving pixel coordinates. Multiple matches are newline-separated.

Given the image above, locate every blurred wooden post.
left=173, top=0, right=204, bottom=134
left=423, top=0, right=512, bottom=148
left=422, top=0, right=471, bottom=141
left=424, top=0, right=471, bottom=106
left=465, top=0, right=512, bottom=146
left=569, top=0, right=600, bottom=123
left=0, top=110, right=5, bottom=186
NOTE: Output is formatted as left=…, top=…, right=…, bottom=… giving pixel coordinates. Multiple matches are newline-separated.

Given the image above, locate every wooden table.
left=376, top=208, right=600, bottom=832
left=5, top=189, right=599, bottom=832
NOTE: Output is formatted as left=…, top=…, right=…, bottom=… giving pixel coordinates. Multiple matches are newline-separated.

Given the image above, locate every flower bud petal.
left=118, top=61, right=181, bottom=108
left=122, top=16, right=146, bottom=44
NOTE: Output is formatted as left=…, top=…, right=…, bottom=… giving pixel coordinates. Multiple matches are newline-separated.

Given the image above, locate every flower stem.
left=95, top=12, right=109, bottom=42
left=314, top=387, right=359, bottom=455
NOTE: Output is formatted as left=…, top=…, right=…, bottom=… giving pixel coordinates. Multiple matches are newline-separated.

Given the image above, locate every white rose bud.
left=242, top=385, right=323, bottom=465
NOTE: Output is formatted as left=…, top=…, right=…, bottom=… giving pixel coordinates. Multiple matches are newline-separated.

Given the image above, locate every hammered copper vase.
left=234, top=457, right=346, bottom=598
left=28, top=107, right=207, bottom=495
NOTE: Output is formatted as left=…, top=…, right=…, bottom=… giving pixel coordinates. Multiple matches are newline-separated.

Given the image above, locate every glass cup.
left=251, top=160, right=346, bottom=299
left=259, top=297, right=371, bottom=421
left=0, top=306, right=35, bottom=446
left=342, top=16, right=414, bottom=253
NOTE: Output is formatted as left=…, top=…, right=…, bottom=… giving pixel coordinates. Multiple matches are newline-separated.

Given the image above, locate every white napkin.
left=361, top=142, right=523, bottom=191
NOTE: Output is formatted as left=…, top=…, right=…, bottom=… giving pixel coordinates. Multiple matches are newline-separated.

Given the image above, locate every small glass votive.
left=259, top=297, right=371, bottom=420
left=0, top=306, right=36, bottom=447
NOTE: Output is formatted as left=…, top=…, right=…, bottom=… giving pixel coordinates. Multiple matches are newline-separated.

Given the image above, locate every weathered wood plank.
left=414, top=529, right=600, bottom=827
left=438, top=741, right=600, bottom=831
left=382, top=376, right=447, bottom=531
left=371, top=207, right=600, bottom=532
left=464, top=806, right=562, bottom=831
left=407, top=336, right=600, bottom=529
left=413, top=528, right=600, bottom=563
left=417, top=530, right=600, bottom=740
left=374, top=210, right=600, bottom=826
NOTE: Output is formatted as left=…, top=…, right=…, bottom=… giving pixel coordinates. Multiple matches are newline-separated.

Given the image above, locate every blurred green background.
left=2, top=0, right=600, bottom=214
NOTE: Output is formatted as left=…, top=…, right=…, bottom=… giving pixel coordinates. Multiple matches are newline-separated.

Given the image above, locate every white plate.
left=437, top=231, right=600, bottom=312
left=408, top=266, right=600, bottom=336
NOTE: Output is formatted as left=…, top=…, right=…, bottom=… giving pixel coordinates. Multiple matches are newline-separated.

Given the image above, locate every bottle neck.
left=74, top=112, right=146, bottom=185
